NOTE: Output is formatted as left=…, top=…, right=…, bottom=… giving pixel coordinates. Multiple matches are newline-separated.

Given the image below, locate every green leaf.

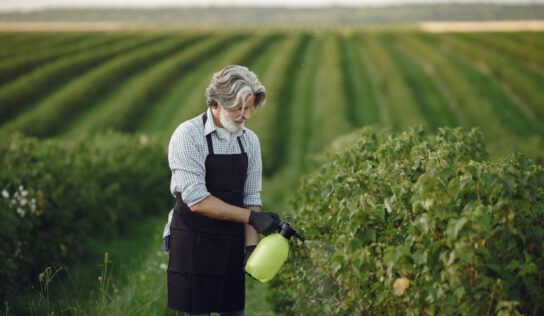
left=383, top=247, right=403, bottom=270
left=447, top=217, right=467, bottom=239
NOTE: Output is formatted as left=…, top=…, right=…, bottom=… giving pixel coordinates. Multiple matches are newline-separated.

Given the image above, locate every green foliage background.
left=0, top=132, right=170, bottom=307
left=0, top=27, right=543, bottom=314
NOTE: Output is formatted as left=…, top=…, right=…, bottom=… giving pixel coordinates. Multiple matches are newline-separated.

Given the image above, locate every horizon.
left=2, top=0, right=544, bottom=13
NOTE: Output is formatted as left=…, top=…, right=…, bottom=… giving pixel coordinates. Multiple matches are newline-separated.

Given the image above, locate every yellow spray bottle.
left=245, top=221, right=305, bottom=283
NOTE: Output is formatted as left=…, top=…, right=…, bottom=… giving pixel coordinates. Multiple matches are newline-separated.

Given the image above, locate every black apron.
left=167, top=112, right=248, bottom=313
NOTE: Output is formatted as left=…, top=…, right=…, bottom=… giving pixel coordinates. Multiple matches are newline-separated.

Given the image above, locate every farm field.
left=1, top=28, right=543, bottom=315
left=1, top=29, right=542, bottom=162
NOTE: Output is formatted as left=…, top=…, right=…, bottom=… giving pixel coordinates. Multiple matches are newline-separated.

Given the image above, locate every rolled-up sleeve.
left=244, top=132, right=262, bottom=207
left=168, top=125, right=210, bottom=207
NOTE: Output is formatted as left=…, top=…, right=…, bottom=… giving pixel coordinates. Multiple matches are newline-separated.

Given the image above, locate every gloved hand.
left=248, top=210, right=280, bottom=234
left=244, top=245, right=256, bottom=267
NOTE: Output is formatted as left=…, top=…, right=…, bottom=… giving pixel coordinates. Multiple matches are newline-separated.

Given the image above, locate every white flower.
left=21, top=198, right=27, bottom=206
left=1, top=190, right=9, bottom=199
left=30, top=199, right=37, bottom=214
left=18, top=185, right=23, bottom=192
left=21, top=190, right=28, bottom=197
left=160, top=263, right=168, bottom=271
left=17, top=208, right=25, bottom=217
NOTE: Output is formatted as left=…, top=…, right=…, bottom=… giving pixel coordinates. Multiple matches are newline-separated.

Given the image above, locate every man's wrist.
left=245, top=208, right=253, bottom=224
left=246, top=207, right=260, bottom=224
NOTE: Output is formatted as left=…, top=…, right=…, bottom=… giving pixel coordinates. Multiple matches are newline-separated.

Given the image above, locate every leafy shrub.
left=269, top=127, right=543, bottom=315
left=0, top=132, right=171, bottom=304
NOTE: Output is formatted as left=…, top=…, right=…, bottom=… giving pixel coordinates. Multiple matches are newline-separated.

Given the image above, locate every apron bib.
left=167, top=112, right=248, bottom=313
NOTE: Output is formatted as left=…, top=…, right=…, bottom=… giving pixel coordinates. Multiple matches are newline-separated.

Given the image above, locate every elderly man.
left=166, top=65, right=280, bottom=315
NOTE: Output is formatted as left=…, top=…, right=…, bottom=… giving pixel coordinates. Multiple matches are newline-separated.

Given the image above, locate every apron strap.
left=237, top=137, right=245, bottom=154
left=202, top=112, right=214, bottom=155
left=206, top=134, right=214, bottom=155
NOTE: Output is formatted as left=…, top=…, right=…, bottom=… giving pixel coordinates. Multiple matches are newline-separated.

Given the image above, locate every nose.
left=242, top=107, right=251, bottom=120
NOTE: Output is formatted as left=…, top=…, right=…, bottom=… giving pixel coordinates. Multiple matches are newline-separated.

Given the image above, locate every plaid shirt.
left=168, top=107, right=262, bottom=208
left=162, top=108, right=262, bottom=251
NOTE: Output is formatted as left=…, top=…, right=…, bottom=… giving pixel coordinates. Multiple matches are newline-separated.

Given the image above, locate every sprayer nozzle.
left=278, top=221, right=305, bottom=242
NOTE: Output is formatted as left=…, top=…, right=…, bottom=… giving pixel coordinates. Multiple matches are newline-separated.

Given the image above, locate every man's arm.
left=189, top=198, right=277, bottom=237
left=189, top=195, right=251, bottom=223
left=243, top=132, right=263, bottom=247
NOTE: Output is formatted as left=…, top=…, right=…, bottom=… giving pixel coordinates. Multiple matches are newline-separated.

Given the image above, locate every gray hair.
left=205, top=65, right=266, bottom=111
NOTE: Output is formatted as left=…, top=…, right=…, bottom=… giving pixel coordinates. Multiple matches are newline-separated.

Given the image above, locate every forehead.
left=246, top=94, right=256, bottom=105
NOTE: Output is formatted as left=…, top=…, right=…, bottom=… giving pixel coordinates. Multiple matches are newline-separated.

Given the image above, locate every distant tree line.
left=0, top=4, right=543, bottom=25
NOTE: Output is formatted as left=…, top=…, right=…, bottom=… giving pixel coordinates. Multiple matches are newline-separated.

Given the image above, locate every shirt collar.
left=204, top=107, right=247, bottom=137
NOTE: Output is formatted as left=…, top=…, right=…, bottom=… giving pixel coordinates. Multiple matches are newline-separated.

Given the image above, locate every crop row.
left=396, top=33, right=544, bottom=160
left=282, top=36, right=319, bottom=170
left=382, top=34, right=459, bottom=129
left=0, top=32, right=89, bottom=59
left=0, top=33, right=119, bottom=85
left=1, top=34, right=204, bottom=137
left=0, top=31, right=543, bottom=164
left=457, top=32, right=544, bottom=72
left=433, top=33, right=544, bottom=125
left=309, top=33, right=353, bottom=152
left=64, top=34, right=243, bottom=135
left=359, top=34, right=426, bottom=130
left=247, top=34, right=307, bottom=176
left=0, top=34, right=167, bottom=124
left=339, top=34, right=380, bottom=126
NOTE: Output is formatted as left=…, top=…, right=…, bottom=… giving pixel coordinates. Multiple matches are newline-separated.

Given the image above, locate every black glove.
left=244, top=245, right=256, bottom=267
left=248, top=210, right=280, bottom=234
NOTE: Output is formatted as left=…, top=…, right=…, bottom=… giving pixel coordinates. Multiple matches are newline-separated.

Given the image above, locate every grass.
left=12, top=214, right=279, bottom=315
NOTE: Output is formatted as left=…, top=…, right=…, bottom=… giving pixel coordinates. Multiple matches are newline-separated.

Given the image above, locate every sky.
left=1, top=0, right=543, bottom=12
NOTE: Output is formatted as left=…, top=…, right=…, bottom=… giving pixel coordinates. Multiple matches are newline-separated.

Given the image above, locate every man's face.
left=219, top=95, right=256, bottom=133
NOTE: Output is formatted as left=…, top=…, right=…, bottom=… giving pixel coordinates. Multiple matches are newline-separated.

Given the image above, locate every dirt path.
left=419, top=20, right=544, bottom=33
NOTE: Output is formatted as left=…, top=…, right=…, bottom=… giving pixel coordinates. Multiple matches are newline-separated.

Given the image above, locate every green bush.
left=0, top=132, right=171, bottom=304
left=269, top=127, right=544, bottom=315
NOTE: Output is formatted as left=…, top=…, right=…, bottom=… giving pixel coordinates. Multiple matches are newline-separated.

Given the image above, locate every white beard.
left=219, top=109, right=244, bottom=133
